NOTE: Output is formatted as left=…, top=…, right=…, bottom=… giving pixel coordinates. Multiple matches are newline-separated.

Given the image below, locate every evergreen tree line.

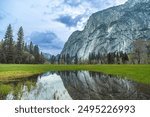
left=49, top=52, right=129, bottom=64
left=89, top=52, right=129, bottom=64
left=0, top=24, right=45, bottom=64
left=49, top=53, right=79, bottom=64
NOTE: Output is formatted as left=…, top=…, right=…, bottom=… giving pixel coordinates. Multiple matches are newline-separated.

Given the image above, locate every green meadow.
left=0, top=64, right=150, bottom=84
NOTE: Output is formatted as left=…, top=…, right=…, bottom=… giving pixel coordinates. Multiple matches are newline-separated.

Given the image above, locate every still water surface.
left=0, top=71, right=150, bottom=100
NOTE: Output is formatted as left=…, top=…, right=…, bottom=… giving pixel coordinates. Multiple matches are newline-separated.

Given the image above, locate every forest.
left=0, top=24, right=45, bottom=64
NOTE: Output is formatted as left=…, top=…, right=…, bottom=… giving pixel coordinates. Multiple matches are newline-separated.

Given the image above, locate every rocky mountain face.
left=61, top=0, right=150, bottom=60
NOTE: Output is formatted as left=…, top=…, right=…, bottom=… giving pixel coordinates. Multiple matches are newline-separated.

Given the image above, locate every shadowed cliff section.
left=59, top=71, right=150, bottom=100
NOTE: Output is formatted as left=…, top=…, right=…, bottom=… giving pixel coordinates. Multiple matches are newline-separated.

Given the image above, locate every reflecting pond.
left=0, top=71, right=150, bottom=100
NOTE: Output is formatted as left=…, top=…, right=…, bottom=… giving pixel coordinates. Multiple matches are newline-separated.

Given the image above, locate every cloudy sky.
left=0, top=0, right=127, bottom=55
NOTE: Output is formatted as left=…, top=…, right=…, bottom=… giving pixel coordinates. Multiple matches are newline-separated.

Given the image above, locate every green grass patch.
left=0, top=84, right=12, bottom=99
left=0, top=64, right=150, bottom=84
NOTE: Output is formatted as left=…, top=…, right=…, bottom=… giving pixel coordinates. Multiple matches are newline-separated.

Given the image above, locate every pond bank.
left=0, top=64, right=150, bottom=84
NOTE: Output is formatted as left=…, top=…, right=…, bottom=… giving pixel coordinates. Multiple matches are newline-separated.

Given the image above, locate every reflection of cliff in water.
left=59, top=71, right=150, bottom=100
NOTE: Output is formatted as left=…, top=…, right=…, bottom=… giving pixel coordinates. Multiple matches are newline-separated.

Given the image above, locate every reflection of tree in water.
left=59, top=71, right=150, bottom=100
left=0, top=75, right=38, bottom=100
left=0, top=83, right=12, bottom=99
left=6, top=72, right=72, bottom=100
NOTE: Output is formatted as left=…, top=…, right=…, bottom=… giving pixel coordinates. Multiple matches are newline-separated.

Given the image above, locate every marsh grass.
left=0, top=64, right=150, bottom=84
left=0, top=81, right=36, bottom=100
left=26, top=81, right=36, bottom=92
left=0, top=83, right=12, bottom=99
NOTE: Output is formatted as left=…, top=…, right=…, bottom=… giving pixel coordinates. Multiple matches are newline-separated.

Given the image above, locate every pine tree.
left=16, top=26, right=24, bottom=63
left=24, top=43, right=28, bottom=52
left=17, top=27, right=24, bottom=51
left=39, top=52, right=45, bottom=63
left=4, top=24, right=14, bottom=63
left=0, top=25, right=47, bottom=64
left=74, top=53, right=78, bottom=64
left=107, top=53, right=111, bottom=64
left=29, top=41, right=33, bottom=54
left=66, top=53, right=70, bottom=64
left=0, top=40, right=6, bottom=63
left=97, top=52, right=101, bottom=64
left=57, top=54, right=61, bottom=64
left=33, top=45, right=40, bottom=63
left=122, top=53, right=129, bottom=64
left=88, top=53, right=92, bottom=64
left=116, top=52, right=120, bottom=64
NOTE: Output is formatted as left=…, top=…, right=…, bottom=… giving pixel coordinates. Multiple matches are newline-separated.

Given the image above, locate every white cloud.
left=114, top=0, right=128, bottom=5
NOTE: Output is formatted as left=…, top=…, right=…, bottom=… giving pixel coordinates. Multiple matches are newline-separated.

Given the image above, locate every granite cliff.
left=61, top=0, right=150, bottom=60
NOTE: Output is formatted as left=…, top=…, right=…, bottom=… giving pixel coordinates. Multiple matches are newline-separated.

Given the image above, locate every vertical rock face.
left=61, top=0, right=150, bottom=60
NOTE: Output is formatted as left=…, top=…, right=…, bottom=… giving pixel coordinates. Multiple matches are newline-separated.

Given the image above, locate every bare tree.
left=131, top=39, right=147, bottom=64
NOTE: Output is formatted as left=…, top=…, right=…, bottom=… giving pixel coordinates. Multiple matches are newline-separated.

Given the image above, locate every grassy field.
left=0, top=64, right=150, bottom=84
